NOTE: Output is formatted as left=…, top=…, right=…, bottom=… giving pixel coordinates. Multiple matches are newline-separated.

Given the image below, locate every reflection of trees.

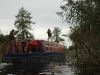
left=57, top=0, right=100, bottom=74
left=2, top=63, right=47, bottom=75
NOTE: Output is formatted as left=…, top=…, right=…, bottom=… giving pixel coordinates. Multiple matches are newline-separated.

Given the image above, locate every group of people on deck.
left=8, top=29, right=52, bottom=53
left=9, top=29, right=52, bottom=42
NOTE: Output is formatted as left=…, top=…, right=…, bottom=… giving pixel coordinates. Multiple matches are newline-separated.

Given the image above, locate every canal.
left=1, top=56, right=100, bottom=75
left=0, top=57, right=79, bottom=75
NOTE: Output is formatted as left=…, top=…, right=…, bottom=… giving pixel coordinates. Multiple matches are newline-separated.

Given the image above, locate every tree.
left=0, top=34, right=9, bottom=43
left=14, top=7, right=35, bottom=40
left=52, top=27, right=65, bottom=44
left=0, top=30, right=9, bottom=43
left=57, top=0, right=100, bottom=71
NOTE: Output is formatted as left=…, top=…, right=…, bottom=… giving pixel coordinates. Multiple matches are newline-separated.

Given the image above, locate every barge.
left=2, top=40, right=66, bottom=63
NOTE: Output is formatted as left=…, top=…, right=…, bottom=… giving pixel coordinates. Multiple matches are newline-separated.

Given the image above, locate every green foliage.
left=0, top=34, right=9, bottom=43
left=52, top=27, right=65, bottom=44
left=58, top=0, right=100, bottom=71
left=14, top=7, right=35, bottom=40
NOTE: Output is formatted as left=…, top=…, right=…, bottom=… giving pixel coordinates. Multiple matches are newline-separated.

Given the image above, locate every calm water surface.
left=0, top=57, right=79, bottom=75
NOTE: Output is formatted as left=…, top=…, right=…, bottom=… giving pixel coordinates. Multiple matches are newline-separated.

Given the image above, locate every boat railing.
left=2, top=42, right=10, bottom=54
left=2, top=40, right=39, bottom=54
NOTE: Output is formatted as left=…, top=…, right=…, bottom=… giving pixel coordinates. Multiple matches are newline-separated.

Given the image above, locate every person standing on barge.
left=9, top=29, right=15, bottom=53
left=46, top=29, right=52, bottom=42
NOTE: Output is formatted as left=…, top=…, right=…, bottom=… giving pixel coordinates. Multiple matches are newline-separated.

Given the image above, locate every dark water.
left=0, top=57, right=79, bottom=75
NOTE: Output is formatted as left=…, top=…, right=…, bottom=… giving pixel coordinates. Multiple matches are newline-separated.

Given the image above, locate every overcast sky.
left=0, top=0, right=72, bottom=47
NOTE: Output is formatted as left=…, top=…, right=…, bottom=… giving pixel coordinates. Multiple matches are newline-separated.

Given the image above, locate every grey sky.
left=0, top=0, right=72, bottom=46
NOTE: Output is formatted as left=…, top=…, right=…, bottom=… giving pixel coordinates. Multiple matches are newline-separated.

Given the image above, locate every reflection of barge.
left=2, top=40, right=66, bottom=63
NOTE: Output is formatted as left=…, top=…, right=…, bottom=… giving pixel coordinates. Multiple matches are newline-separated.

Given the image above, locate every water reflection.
left=0, top=57, right=78, bottom=75
left=0, top=62, right=48, bottom=75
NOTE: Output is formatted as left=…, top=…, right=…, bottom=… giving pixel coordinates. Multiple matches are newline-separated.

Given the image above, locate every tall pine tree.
left=14, top=7, right=35, bottom=40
